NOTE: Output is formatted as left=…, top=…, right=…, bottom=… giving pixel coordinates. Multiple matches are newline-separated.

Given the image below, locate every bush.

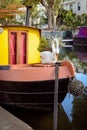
left=37, top=37, right=51, bottom=52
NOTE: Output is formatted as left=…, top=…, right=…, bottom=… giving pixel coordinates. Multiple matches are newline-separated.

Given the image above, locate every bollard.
left=53, top=62, right=59, bottom=130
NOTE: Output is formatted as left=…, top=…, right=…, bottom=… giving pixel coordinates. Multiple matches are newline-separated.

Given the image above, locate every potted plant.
left=37, top=37, right=53, bottom=63
left=37, top=36, right=65, bottom=63
left=37, top=36, right=52, bottom=52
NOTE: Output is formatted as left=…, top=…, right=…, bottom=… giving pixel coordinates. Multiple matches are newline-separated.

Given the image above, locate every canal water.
left=2, top=73, right=87, bottom=130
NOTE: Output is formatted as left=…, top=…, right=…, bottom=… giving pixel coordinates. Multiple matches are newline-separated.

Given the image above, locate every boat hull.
left=0, top=78, right=69, bottom=111
left=73, top=37, right=87, bottom=53
left=73, top=36, right=87, bottom=62
left=0, top=61, right=75, bottom=111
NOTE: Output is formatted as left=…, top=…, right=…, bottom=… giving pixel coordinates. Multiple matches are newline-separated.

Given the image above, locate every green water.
left=2, top=104, right=72, bottom=130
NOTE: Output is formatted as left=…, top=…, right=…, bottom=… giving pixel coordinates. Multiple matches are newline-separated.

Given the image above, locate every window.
left=70, top=4, right=73, bottom=11
left=9, top=31, right=27, bottom=64
left=77, top=2, right=81, bottom=11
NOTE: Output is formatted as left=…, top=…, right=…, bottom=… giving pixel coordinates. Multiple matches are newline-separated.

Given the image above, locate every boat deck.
left=0, top=61, right=75, bottom=81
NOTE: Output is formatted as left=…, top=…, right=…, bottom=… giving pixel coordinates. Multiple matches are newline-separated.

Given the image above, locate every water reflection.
left=3, top=104, right=72, bottom=130
left=2, top=73, right=87, bottom=130
left=71, top=94, right=87, bottom=130
left=72, top=73, right=87, bottom=130
left=63, top=73, right=87, bottom=130
left=27, top=104, right=72, bottom=130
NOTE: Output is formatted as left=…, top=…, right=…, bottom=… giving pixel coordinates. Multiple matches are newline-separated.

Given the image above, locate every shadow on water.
left=2, top=104, right=72, bottom=130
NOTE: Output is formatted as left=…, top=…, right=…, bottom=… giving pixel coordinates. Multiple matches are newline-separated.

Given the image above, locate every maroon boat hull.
left=0, top=78, right=69, bottom=111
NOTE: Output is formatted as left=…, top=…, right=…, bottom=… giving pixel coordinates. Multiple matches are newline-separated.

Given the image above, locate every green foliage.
left=37, top=37, right=51, bottom=52
left=0, top=1, right=25, bottom=25
left=59, top=48, right=78, bottom=60
left=1, top=0, right=87, bottom=29
left=0, top=0, right=22, bottom=8
left=22, top=0, right=40, bottom=6
left=68, top=50, right=78, bottom=59
left=63, top=10, right=75, bottom=27
left=61, top=9, right=87, bottom=29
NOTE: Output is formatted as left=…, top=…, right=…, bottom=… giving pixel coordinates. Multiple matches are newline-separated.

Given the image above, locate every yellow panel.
left=0, top=29, right=8, bottom=65
left=28, top=28, right=41, bottom=64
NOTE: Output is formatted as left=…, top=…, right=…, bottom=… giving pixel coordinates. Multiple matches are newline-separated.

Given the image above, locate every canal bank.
left=0, top=106, right=33, bottom=130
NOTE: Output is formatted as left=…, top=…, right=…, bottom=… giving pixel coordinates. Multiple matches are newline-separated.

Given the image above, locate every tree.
left=0, top=0, right=25, bottom=25
left=40, top=0, right=54, bottom=29
left=52, top=0, right=63, bottom=29
left=22, top=0, right=63, bottom=29
left=0, top=0, right=64, bottom=29
left=39, top=0, right=63, bottom=29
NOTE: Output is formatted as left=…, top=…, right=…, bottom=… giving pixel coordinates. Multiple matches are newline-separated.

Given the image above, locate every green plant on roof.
left=37, top=37, right=51, bottom=52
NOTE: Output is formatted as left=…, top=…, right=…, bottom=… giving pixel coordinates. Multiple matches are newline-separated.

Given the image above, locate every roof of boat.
left=0, top=25, right=41, bottom=31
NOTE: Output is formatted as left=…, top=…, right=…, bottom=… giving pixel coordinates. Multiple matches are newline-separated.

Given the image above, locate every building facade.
left=63, top=0, right=87, bottom=15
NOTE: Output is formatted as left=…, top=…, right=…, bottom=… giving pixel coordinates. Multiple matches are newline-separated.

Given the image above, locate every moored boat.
left=0, top=6, right=75, bottom=111
left=73, top=26, right=87, bottom=62
left=0, top=61, right=75, bottom=111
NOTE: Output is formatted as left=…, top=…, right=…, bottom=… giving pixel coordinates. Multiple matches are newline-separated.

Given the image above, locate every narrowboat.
left=73, top=26, right=87, bottom=62
left=0, top=6, right=75, bottom=111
